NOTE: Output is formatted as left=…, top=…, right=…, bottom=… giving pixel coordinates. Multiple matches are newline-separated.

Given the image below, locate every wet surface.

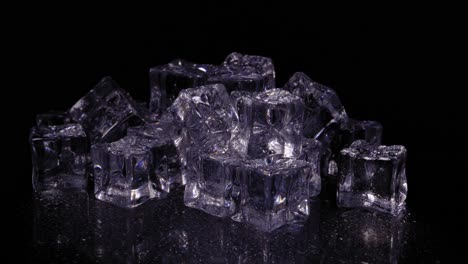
left=28, top=185, right=440, bottom=264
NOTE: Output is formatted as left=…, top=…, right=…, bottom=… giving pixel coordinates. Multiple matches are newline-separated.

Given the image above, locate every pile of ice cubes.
left=30, top=52, right=407, bottom=231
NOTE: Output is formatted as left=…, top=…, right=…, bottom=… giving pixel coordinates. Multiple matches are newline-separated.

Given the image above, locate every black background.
left=8, top=5, right=461, bottom=263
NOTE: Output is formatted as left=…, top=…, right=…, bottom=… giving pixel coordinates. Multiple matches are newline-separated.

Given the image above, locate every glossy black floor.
left=24, top=154, right=445, bottom=264
left=26, top=192, right=405, bottom=263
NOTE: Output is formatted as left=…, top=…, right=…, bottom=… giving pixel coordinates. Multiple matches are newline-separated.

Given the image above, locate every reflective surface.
left=29, top=185, right=439, bottom=264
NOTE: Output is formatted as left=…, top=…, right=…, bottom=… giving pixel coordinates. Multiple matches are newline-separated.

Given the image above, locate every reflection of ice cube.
left=338, top=140, right=407, bottom=215
left=228, top=204, right=321, bottom=262
left=93, top=200, right=149, bottom=263
left=322, top=209, right=407, bottom=263
left=284, top=72, right=347, bottom=138
left=181, top=193, right=321, bottom=262
left=32, top=192, right=92, bottom=262
left=69, top=77, right=144, bottom=143
left=149, top=59, right=208, bottom=118
left=231, top=89, right=304, bottom=159
left=30, top=123, right=89, bottom=192
left=233, top=158, right=315, bottom=232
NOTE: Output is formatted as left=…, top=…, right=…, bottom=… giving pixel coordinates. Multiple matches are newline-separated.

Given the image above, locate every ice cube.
left=233, top=158, right=315, bottom=232
left=206, top=52, right=275, bottom=93
left=298, top=138, right=325, bottom=197
left=127, top=113, right=182, bottom=142
left=36, top=111, right=71, bottom=127
left=149, top=136, right=183, bottom=192
left=169, top=83, right=237, bottom=176
left=337, top=140, right=407, bottom=215
left=231, top=89, right=304, bottom=159
left=223, top=52, right=275, bottom=90
left=133, top=100, right=151, bottom=122
left=317, top=119, right=382, bottom=148
left=284, top=72, right=347, bottom=138
left=208, top=66, right=269, bottom=93
left=30, top=123, right=89, bottom=192
left=316, top=119, right=383, bottom=177
left=149, top=59, right=208, bottom=118
left=184, top=152, right=242, bottom=218
left=229, top=90, right=254, bottom=155
left=128, top=116, right=185, bottom=188
left=92, top=136, right=165, bottom=208
left=69, top=77, right=144, bottom=143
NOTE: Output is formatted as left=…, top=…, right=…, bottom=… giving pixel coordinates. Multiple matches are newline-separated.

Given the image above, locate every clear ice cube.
left=149, top=59, right=208, bottom=117
left=284, top=72, right=348, bottom=138
left=316, top=119, right=383, bottom=177
left=127, top=113, right=182, bottom=141
left=133, top=100, right=151, bottom=122
left=92, top=136, right=165, bottom=208
left=208, top=66, right=269, bottom=93
left=30, top=123, right=89, bottom=192
left=69, top=77, right=144, bottom=143
left=148, top=136, right=183, bottom=192
left=169, top=83, right=237, bottom=176
left=337, top=140, right=407, bottom=215
left=233, top=158, right=314, bottom=232
left=231, top=89, right=304, bottom=159
left=36, top=111, right=71, bottom=127
left=128, top=116, right=185, bottom=190
left=184, top=152, right=242, bottom=218
left=223, top=52, right=275, bottom=90
left=298, top=138, right=325, bottom=197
